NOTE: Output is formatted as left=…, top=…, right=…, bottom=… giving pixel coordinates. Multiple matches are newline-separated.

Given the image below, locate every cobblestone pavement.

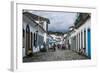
left=23, top=49, right=89, bottom=62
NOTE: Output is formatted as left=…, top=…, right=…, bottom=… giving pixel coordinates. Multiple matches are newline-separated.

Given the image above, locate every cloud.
left=30, top=10, right=77, bottom=32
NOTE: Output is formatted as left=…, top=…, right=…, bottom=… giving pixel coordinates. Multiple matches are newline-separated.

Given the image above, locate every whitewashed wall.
left=69, top=18, right=91, bottom=56
left=22, top=15, right=47, bottom=57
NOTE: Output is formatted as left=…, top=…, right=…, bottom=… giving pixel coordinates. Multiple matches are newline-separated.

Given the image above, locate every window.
left=34, top=33, right=35, bottom=46
left=34, top=32, right=38, bottom=47
left=26, top=25, right=30, bottom=32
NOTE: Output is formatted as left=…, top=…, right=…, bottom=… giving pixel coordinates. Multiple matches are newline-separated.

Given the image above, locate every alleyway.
left=23, top=48, right=88, bottom=62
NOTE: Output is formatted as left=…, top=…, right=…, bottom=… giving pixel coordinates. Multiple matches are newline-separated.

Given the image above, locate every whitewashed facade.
left=69, top=18, right=90, bottom=54
left=22, top=12, right=50, bottom=57
left=65, top=13, right=91, bottom=58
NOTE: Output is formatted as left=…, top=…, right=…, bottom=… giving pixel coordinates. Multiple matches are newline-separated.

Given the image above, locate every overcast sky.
left=29, top=10, right=77, bottom=32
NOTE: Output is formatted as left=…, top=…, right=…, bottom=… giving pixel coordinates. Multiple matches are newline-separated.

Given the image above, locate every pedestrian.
left=68, top=43, right=70, bottom=50
left=53, top=43, right=56, bottom=51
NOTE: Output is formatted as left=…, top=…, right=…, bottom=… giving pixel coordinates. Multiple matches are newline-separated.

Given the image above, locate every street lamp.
left=69, top=26, right=77, bottom=32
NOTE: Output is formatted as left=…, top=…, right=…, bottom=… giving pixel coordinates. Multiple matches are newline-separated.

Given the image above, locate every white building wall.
left=23, top=15, right=47, bottom=57
left=69, top=18, right=91, bottom=56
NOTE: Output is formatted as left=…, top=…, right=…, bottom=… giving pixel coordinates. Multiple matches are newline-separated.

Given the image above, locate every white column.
left=86, top=28, right=88, bottom=56
left=44, top=21, right=47, bottom=43
left=80, top=32, right=81, bottom=50
left=75, top=35, right=77, bottom=50
left=83, top=29, right=84, bottom=48
left=44, top=21, right=47, bottom=31
left=24, top=25, right=26, bottom=56
left=76, top=35, right=77, bottom=51
left=44, top=33, right=47, bottom=43
left=77, top=33, right=79, bottom=51
left=77, top=34, right=78, bottom=51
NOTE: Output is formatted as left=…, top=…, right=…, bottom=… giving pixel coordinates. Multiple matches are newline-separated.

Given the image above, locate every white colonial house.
left=22, top=11, right=50, bottom=57
left=65, top=13, right=91, bottom=58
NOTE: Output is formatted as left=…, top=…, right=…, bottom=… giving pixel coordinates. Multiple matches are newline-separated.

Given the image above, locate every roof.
left=23, top=12, right=50, bottom=24
left=23, top=12, right=47, bottom=33
left=74, top=13, right=90, bottom=29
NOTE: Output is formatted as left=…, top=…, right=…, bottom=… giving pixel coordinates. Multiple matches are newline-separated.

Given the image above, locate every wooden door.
left=26, top=25, right=30, bottom=55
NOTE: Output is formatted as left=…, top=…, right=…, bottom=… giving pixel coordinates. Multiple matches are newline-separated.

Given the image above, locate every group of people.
left=52, top=43, right=67, bottom=51
left=49, top=42, right=71, bottom=51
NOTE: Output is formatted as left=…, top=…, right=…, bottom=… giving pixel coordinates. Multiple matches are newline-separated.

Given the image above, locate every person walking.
left=53, top=43, right=56, bottom=51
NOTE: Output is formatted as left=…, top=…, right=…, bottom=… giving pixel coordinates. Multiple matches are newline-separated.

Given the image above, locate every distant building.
left=65, top=13, right=91, bottom=58
left=47, top=35, right=55, bottom=48
left=50, top=34, right=64, bottom=45
left=23, top=11, right=50, bottom=57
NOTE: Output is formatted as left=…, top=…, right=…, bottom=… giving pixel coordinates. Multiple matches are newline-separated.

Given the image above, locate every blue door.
left=87, top=28, right=91, bottom=59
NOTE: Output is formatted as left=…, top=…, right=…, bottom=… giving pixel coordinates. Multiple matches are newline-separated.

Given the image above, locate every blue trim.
left=87, top=29, right=91, bottom=59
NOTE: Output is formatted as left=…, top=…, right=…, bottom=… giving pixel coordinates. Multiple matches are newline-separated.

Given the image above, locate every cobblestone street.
left=23, top=48, right=89, bottom=62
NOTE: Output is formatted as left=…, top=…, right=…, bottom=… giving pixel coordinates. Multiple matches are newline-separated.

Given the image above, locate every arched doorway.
left=26, top=24, right=32, bottom=56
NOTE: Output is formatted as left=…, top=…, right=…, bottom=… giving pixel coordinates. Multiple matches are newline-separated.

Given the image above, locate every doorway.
left=87, top=28, right=91, bottom=59
left=26, top=24, right=32, bottom=56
